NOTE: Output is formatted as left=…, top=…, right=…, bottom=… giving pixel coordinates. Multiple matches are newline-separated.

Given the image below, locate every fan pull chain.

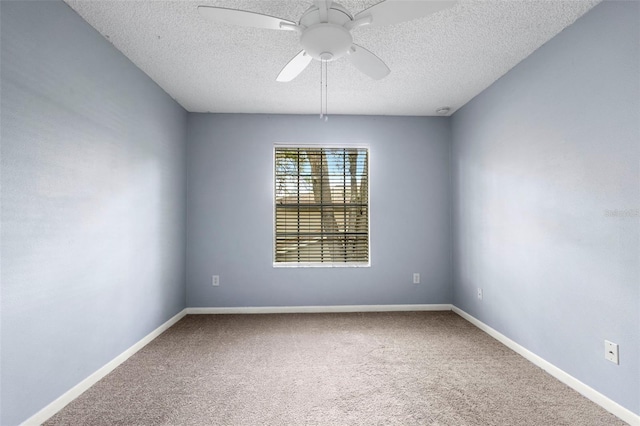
left=319, top=60, right=329, bottom=121
left=320, top=59, right=323, bottom=119
left=324, top=60, right=328, bottom=122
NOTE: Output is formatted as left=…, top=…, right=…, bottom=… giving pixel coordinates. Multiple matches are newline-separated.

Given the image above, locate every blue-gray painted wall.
left=186, top=114, right=453, bottom=307
left=0, top=1, right=188, bottom=424
left=451, top=1, right=639, bottom=415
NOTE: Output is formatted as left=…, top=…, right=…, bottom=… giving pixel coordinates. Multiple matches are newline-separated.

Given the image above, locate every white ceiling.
left=64, top=0, right=599, bottom=116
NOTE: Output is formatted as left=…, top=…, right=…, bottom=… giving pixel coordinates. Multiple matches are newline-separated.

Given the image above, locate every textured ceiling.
left=64, top=0, right=600, bottom=116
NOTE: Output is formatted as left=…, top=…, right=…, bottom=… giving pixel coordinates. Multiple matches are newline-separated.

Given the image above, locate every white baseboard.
left=451, top=306, right=640, bottom=426
left=186, top=304, right=453, bottom=315
left=21, top=309, right=188, bottom=426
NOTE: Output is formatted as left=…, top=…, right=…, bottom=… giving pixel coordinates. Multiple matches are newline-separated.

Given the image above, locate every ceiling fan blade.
left=354, top=0, right=457, bottom=28
left=198, top=6, right=296, bottom=30
left=277, top=51, right=313, bottom=82
left=347, top=44, right=390, bottom=80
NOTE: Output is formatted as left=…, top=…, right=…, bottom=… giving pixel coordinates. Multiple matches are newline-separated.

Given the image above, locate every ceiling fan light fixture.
left=300, top=23, right=352, bottom=61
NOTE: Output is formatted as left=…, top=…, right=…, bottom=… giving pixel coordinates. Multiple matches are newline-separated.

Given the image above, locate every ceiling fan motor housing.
left=299, top=2, right=353, bottom=61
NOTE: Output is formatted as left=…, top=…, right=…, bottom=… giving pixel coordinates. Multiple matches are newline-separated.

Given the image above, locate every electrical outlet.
left=477, top=288, right=483, bottom=300
left=605, top=340, right=619, bottom=364
left=413, top=273, right=420, bottom=284
left=212, top=275, right=220, bottom=287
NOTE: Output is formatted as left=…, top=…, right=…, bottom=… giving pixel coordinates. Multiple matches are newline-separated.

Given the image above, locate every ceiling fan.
left=198, top=0, right=457, bottom=82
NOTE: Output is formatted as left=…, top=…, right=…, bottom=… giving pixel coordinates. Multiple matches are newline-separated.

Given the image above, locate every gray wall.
left=0, top=2, right=187, bottom=424
left=186, top=114, right=452, bottom=307
left=451, top=0, right=639, bottom=415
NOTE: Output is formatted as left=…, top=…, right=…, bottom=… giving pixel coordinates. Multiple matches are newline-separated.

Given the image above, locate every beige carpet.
left=45, top=312, right=627, bottom=425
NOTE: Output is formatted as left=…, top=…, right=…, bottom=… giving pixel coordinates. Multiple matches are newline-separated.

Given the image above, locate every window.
left=274, top=146, right=369, bottom=266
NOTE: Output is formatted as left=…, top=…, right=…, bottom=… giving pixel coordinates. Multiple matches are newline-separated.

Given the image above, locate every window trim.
left=272, top=143, right=371, bottom=268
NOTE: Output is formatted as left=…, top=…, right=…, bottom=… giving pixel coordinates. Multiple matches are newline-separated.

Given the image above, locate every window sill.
left=273, top=262, right=370, bottom=268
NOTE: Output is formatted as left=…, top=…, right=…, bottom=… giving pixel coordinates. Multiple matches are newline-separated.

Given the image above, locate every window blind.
left=274, top=147, right=369, bottom=265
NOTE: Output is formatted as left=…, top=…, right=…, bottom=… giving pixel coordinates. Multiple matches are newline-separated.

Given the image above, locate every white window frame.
left=273, top=143, right=371, bottom=268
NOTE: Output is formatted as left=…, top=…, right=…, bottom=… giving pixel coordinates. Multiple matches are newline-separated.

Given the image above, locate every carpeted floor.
left=45, top=312, right=627, bottom=425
